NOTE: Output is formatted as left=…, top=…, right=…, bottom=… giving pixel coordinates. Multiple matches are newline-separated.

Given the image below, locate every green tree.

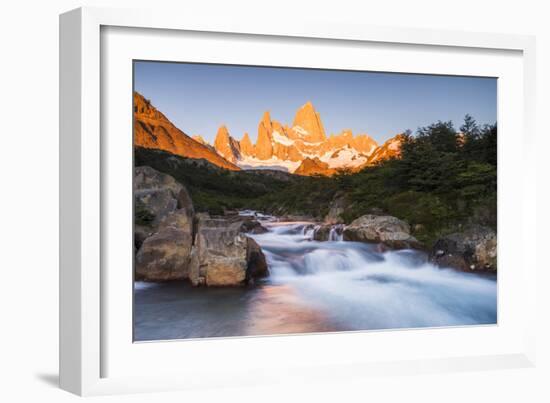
left=416, top=121, right=458, bottom=153
left=460, top=114, right=480, bottom=139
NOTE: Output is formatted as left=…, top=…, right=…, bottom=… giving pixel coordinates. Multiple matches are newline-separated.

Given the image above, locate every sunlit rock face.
left=192, top=134, right=210, bottom=147
left=255, top=111, right=275, bottom=160
left=365, top=134, right=405, bottom=165
left=213, top=125, right=241, bottom=163
left=239, top=132, right=255, bottom=156
left=134, top=91, right=402, bottom=176
left=291, top=101, right=327, bottom=143
left=192, top=134, right=217, bottom=153
left=294, top=157, right=336, bottom=176
left=228, top=101, right=399, bottom=175
left=133, top=92, right=240, bottom=171
left=350, top=133, right=379, bottom=155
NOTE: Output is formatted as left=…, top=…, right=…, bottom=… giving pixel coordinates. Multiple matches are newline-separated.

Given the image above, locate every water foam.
left=252, top=221, right=497, bottom=330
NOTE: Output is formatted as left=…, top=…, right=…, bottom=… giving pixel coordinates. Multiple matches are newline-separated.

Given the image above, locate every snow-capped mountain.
left=133, top=91, right=404, bottom=176
left=212, top=101, right=384, bottom=175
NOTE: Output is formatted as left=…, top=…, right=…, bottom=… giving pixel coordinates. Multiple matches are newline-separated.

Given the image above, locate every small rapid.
left=249, top=220, right=497, bottom=330
left=328, top=224, right=344, bottom=241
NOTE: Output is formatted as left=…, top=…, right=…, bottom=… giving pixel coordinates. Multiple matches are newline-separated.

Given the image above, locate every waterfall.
left=303, top=224, right=316, bottom=239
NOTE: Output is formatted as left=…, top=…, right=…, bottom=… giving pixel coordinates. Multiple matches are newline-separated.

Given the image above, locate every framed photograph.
left=60, top=7, right=537, bottom=396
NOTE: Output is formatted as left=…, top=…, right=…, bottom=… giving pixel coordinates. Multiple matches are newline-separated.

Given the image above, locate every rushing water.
left=134, top=217, right=497, bottom=341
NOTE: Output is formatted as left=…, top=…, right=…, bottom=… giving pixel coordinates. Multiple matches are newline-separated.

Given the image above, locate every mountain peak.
left=216, top=125, right=230, bottom=137
left=134, top=92, right=169, bottom=122
left=256, top=111, right=274, bottom=159
left=214, top=125, right=241, bottom=163
left=261, top=111, right=272, bottom=125
left=240, top=132, right=255, bottom=156
left=134, top=91, right=400, bottom=176
left=292, top=101, right=326, bottom=143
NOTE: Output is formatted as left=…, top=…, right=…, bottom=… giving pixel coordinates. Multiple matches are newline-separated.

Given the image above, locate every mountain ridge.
left=133, top=91, right=403, bottom=176
left=212, top=101, right=403, bottom=175
left=133, top=92, right=240, bottom=171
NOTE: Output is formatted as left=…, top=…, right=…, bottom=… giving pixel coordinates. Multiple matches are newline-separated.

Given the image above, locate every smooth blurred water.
left=134, top=220, right=497, bottom=341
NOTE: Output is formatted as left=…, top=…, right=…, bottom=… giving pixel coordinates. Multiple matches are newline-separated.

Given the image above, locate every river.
left=134, top=216, right=497, bottom=341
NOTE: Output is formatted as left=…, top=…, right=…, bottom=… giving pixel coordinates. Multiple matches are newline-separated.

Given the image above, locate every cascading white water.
left=251, top=220, right=497, bottom=330
left=134, top=215, right=497, bottom=341
left=328, top=224, right=344, bottom=241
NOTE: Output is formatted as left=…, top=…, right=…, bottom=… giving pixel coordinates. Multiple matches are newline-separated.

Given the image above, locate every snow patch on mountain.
left=292, top=125, right=308, bottom=136
left=237, top=155, right=303, bottom=173
left=319, top=146, right=368, bottom=168
left=272, top=131, right=295, bottom=146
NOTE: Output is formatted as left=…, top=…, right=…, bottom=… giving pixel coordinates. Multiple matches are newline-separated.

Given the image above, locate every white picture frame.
left=59, top=6, right=538, bottom=396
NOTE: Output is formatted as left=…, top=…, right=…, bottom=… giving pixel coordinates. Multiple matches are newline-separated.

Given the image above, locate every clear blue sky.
left=134, top=61, right=497, bottom=145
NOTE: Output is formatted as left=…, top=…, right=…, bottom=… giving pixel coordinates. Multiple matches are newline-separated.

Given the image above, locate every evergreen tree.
left=460, top=114, right=480, bottom=139
left=416, top=121, right=458, bottom=153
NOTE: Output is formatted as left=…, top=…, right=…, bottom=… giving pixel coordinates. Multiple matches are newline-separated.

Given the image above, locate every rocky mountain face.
left=191, top=134, right=214, bottom=149
left=292, top=101, right=326, bottom=143
left=240, top=132, right=254, bottom=156
left=213, top=125, right=241, bottom=163
left=208, top=101, right=400, bottom=175
left=134, top=92, right=240, bottom=171
left=365, top=133, right=405, bottom=165
left=294, top=157, right=335, bottom=176
left=135, top=91, right=403, bottom=176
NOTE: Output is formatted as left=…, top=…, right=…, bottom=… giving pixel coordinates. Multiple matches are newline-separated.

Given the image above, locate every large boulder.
left=134, top=166, right=194, bottom=249
left=135, top=210, right=194, bottom=281
left=342, top=214, right=421, bottom=249
left=134, top=166, right=195, bottom=281
left=189, top=216, right=268, bottom=286
left=430, top=226, right=497, bottom=272
left=246, top=237, right=269, bottom=282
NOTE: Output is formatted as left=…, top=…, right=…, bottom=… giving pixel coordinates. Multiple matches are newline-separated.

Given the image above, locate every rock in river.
left=342, top=214, right=421, bottom=250
left=313, top=224, right=343, bottom=241
left=189, top=216, right=268, bottom=286
left=313, top=225, right=331, bottom=241
left=430, top=226, right=497, bottom=272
